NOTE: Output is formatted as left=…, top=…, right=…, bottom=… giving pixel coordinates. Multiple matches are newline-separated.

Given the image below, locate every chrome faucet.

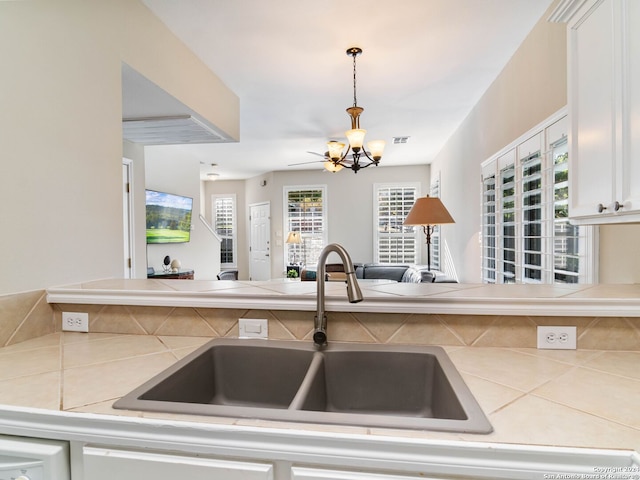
left=313, top=243, right=363, bottom=347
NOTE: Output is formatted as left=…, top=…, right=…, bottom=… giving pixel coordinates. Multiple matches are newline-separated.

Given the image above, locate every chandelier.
left=325, top=47, right=386, bottom=174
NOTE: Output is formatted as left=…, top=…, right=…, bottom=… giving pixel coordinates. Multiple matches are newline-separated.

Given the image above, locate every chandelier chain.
left=352, top=52, right=358, bottom=108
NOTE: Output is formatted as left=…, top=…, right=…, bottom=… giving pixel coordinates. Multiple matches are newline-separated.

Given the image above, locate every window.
left=481, top=112, right=595, bottom=284
left=481, top=173, right=497, bottom=282
left=284, top=186, right=327, bottom=266
left=212, top=195, right=236, bottom=268
left=429, top=176, right=442, bottom=271
left=374, top=183, right=420, bottom=264
left=552, top=139, right=583, bottom=283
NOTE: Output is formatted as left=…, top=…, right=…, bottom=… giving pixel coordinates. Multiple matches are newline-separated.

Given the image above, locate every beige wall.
left=430, top=1, right=640, bottom=283
left=598, top=225, right=640, bottom=284
left=432, top=2, right=597, bottom=282
left=0, top=1, right=238, bottom=295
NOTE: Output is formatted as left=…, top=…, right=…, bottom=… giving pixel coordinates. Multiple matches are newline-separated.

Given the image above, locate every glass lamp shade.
left=367, top=139, right=386, bottom=160
left=327, top=141, right=346, bottom=161
left=323, top=161, right=344, bottom=173
left=345, top=129, right=366, bottom=151
left=403, top=196, right=455, bottom=226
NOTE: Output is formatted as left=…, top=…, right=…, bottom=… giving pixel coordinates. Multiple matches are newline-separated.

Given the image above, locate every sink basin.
left=114, top=339, right=492, bottom=433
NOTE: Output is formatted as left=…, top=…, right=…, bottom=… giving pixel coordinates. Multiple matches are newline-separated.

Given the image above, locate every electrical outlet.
left=62, top=312, right=89, bottom=332
left=238, top=319, right=268, bottom=339
left=537, top=326, right=576, bottom=350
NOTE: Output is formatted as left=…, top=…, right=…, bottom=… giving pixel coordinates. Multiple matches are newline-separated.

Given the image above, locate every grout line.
left=4, top=291, right=49, bottom=347
left=528, top=392, right=640, bottom=433
left=436, top=314, right=467, bottom=346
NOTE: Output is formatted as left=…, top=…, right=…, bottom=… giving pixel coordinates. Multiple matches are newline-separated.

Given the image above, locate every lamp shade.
left=345, top=129, right=366, bottom=151
left=403, top=196, right=455, bottom=226
left=323, top=161, right=344, bottom=173
left=327, top=141, right=346, bottom=161
left=286, top=231, right=302, bottom=244
left=367, top=139, right=386, bottom=160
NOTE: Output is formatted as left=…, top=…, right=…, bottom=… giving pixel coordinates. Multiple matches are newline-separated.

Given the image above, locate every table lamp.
left=286, top=231, right=302, bottom=264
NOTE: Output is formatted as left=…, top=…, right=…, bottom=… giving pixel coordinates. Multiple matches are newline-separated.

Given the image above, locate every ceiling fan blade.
left=288, top=160, right=326, bottom=167
left=306, top=151, right=328, bottom=158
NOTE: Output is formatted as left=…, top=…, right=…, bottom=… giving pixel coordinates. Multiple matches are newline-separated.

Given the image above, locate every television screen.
left=145, top=190, right=193, bottom=244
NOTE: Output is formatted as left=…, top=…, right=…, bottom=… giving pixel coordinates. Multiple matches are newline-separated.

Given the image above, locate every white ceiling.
left=131, top=0, right=554, bottom=180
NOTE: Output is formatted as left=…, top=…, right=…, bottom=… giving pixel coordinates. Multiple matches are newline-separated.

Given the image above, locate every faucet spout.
left=314, top=243, right=363, bottom=347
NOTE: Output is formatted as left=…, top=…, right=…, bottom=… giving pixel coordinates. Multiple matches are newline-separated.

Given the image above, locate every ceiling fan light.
left=324, top=161, right=344, bottom=173
left=346, top=129, right=366, bottom=151
left=367, top=139, right=386, bottom=160
left=327, top=141, right=346, bottom=161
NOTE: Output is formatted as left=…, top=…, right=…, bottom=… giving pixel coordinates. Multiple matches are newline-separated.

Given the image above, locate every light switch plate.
left=238, top=319, right=268, bottom=339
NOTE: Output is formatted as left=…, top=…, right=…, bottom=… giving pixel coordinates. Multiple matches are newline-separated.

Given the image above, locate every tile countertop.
left=46, top=279, right=640, bottom=317
left=0, top=332, right=639, bottom=453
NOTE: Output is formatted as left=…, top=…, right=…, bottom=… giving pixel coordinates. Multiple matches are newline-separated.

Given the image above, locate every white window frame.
left=283, top=185, right=327, bottom=267
left=429, top=174, right=442, bottom=271
left=480, top=108, right=596, bottom=284
left=211, top=194, right=237, bottom=269
left=373, top=182, right=421, bottom=264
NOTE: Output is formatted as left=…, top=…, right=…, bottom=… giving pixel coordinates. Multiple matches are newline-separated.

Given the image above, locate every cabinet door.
left=291, top=467, right=444, bottom=480
left=568, top=0, right=617, bottom=219
left=621, top=0, right=640, bottom=212
left=83, top=446, right=273, bottom=480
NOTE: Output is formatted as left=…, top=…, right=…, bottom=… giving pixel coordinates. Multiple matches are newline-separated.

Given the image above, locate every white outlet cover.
left=537, top=326, right=577, bottom=350
left=238, top=319, right=268, bottom=339
left=62, top=312, right=89, bottom=333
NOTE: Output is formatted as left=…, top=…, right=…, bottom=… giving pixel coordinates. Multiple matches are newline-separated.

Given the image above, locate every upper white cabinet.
left=551, top=0, right=640, bottom=224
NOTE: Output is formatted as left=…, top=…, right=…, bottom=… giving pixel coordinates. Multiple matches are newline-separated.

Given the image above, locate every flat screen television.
left=145, top=190, right=193, bottom=244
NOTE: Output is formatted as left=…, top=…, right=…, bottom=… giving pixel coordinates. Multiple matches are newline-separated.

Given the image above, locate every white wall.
left=202, top=179, right=247, bottom=278
left=0, top=0, right=238, bottom=295
left=145, top=150, right=220, bottom=280
left=208, top=165, right=430, bottom=279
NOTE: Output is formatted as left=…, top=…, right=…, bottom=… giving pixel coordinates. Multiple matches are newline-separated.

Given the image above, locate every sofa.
left=355, top=263, right=456, bottom=283
left=301, top=263, right=456, bottom=283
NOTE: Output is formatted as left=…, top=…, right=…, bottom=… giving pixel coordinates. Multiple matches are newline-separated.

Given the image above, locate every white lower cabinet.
left=83, top=446, right=274, bottom=480
left=291, top=466, right=441, bottom=480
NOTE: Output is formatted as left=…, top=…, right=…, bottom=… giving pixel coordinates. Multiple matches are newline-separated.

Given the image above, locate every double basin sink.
left=114, top=338, right=492, bottom=433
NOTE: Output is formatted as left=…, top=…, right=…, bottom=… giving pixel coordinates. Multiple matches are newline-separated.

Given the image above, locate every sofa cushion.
left=360, top=263, right=410, bottom=282
left=401, top=266, right=435, bottom=283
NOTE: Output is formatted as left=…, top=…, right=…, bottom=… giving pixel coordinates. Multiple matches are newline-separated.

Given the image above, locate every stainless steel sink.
left=114, top=339, right=492, bottom=433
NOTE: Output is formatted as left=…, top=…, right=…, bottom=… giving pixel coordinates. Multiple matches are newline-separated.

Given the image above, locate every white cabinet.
left=83, top=446, right=273, bottom=480
left=553, top=0, right=640, bottom=223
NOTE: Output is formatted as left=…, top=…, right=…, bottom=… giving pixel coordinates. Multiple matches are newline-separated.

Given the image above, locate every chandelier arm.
left=336, top=145, right=353, bottom=164
left=360, top=149, right=375, bottom=163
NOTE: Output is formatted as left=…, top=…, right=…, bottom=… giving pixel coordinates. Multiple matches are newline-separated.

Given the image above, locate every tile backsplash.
left=0, top=290, right=55, bottom=347
left=1, top=289, right=638, bottom=350
left=48, top=303, right=640, bottom=351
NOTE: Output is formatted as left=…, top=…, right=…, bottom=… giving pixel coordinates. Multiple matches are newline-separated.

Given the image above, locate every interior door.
left=249, top=202, right=271, bottom=280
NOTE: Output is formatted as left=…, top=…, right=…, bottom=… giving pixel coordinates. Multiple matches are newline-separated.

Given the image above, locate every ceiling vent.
left=122, top=115, right=228, bottom=145
left=392, top=136, right=410, bottom=144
